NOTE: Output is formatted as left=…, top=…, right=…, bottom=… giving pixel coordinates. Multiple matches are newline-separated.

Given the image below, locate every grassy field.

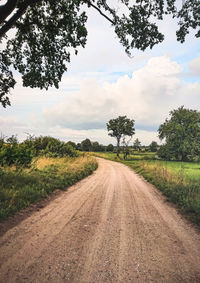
left=0, top=155, right=97, bottom=220
left=94, top=151, right=200, bottom=224
left=147, top=160, right=200, bottom=181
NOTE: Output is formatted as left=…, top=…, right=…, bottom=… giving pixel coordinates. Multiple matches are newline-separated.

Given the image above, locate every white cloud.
left=42, top=56, right=188, bottom=132
left=0, top=114, right=162, bottom=145
left=0, top=116, right=27, bottom=140
left=188, top=57, right=200, bottom=77
left=0, top=116, right=24, bottom=128
left=133, top=130, right=160, bottom=145
left=2, top=55, right=200, bottom=145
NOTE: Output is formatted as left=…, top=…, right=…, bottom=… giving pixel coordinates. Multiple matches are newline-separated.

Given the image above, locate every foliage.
left=0, top=155, right=98, bottom=220
left=107, top=115, right=135, bottom=157
left=0, top=134, right=78, bottom=167
left=0, top=135, right=33, bottom=167
left=149, top=141, right=158, bottom=152
left=75, top=139, right=105, bottom=152
left=24, top=135, right=78, bottom=158
left=1, top=1, right=200, bottom=107
left=106, top=144, right=114, bottom=152
left=0, top=143, right=32, bottom=167
left=158, top=106, right=200, bottom=161
left=92, top=141, right=100, bottom=152
left=76, top=143, right=82, bottom=151
left=0, top=51, right=16, bottom=107
left=66, top=141, right=76, bottom=148
left=81, top=138, right=92, bottom=152
left=6, top=134, right=18, bottom=144
left=91, top=141, right=105, bottom=152
left=0, top=137, right=4, bottom=149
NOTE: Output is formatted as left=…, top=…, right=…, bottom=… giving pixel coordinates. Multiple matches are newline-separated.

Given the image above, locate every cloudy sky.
left=1, top=4, right=200, bottom=145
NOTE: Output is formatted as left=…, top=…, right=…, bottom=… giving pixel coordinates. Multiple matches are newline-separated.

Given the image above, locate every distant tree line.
left=132, top=140, right=159, bottom=153
left=107, top=106, right=200, bottom=162
left=76, top=139, right=114, bottom=153
left=1, top=107, right=199, bottom=167
left=0, top=135, right=115, bottom=167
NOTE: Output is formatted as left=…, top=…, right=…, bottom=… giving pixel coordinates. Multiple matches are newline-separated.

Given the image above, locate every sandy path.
left=0, top=158, right=200, bottom=282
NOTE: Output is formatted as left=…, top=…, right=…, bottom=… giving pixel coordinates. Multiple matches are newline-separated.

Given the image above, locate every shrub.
left=0, top=143, right=32, bottom=167
left=0, top=135, right=79, bottom=168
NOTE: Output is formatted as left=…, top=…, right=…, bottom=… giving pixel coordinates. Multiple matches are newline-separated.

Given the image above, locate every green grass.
left=92, top=151, right=156, bottom=161
left=148, top=160, right=200, bottom=181
left=0, top=155, right=98, bottom=221
left=93, top=151, right=200, bottom=224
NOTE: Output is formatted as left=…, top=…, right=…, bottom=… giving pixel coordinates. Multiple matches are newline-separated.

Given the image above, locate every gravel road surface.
left=0, top=158, right=200, bottom=282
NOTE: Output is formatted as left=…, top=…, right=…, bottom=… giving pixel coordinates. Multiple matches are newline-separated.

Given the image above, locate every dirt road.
left=0, top=158, right=200, bottom=282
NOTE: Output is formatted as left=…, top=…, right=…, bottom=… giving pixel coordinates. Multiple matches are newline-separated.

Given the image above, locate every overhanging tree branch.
left=84, top=0, right=115, bottom=24
left=0, top=0, right=18, bottom=24
left=0, top=0, right=199, bottom=108
left=0, top=0, right=42, bottom=39
left=0, top=4, right=28, bottom=39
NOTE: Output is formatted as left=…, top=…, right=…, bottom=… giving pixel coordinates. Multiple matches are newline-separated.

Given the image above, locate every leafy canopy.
left=107, top=115, right=135, bottom=156
left=158, top=106, right=200, bottom=161
left=0, top=0, right=200, bottom=107
left=0, top=134, right=78, bottom=167
left=106, top=144, right=114, bottom=152
left=81, top=138, right=92, bottom=151
left=149, top=141, right=158, bottom=152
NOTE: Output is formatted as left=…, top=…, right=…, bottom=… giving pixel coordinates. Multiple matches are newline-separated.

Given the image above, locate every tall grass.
left=148, top=160, right=200, bottom=181
left=0, top=155, right=97, bottom=220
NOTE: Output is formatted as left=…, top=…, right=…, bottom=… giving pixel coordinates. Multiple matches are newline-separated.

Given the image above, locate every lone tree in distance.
left=0, top=0, right=200, bottom=107
left=107, top=116, right=135, bottom=157
left=158, top=106, right=200, bottom=161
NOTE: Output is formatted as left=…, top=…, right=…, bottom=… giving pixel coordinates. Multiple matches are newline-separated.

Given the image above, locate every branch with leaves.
left=0, top=0, right=199, bottom=107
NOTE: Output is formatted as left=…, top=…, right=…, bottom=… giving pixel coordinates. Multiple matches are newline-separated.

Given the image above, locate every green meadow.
left=149, top=160, right=200, bottom=181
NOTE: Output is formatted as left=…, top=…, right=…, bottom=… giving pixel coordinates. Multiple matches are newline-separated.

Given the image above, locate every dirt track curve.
left=0, top=158, right=200, bottom=282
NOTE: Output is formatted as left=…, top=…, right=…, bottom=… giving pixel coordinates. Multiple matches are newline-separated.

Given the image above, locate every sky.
left=0, top=4, right=200, bottom=146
